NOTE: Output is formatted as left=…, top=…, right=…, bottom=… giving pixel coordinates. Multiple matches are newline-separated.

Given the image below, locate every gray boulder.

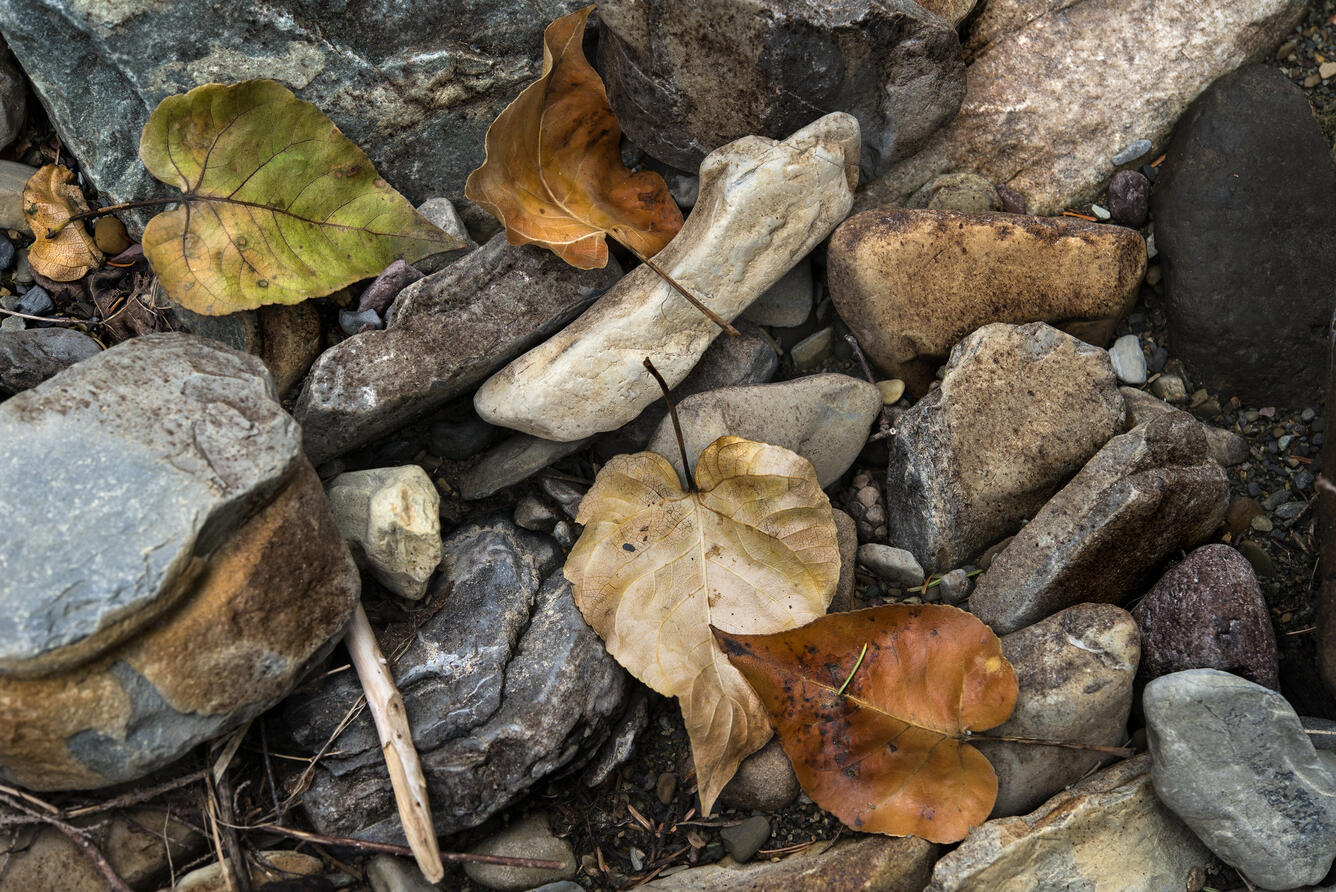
left=283, top=520, right=630, bottom=842
left=596, top=0, right=964, bottom=176
left=886, top=323, right=1124, bottom=574
left=975, top=603, right=1139, bottom=817
left=969, top=411, right=1228, bottom=634
left=1145, top=669, right=1336, bottom=889
left=0, top=0, right=591, bottom=230
left=645, top=373, right=881, bottom=489
left=294, top=235, right=620, bottom=464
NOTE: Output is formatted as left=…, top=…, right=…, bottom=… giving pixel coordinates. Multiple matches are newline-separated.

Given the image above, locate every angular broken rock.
left=326, top=466, right=443, bottom=600
left=474, top=113, right=861, bottom=442
left=644, top=373, right=881, bottom=489
left=828, top=210, right=1145, bottom=392
left=975, top=603, right=1139, bottom=817
left=969, top=411, right=1228, bottom=634
left=1120, top=386, right=1248, bottom=467
left=927, top=756, right=1212, bottom=892
left=283, top=520, right=629, bottom=842
left=0, top=334, right=357, bottom=789
left=0, top=327, right=101, bottom=396
left=294, top=235, right=620, bottom=464
left=859, top=0, right=1305, bottom=215
left=885, top=323, right=1125, bottom=573
left=596, top=0, right=962, bottom=176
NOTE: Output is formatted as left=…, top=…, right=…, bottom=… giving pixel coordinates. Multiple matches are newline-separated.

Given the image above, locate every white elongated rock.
left=474, top=113, right=861, bottom=442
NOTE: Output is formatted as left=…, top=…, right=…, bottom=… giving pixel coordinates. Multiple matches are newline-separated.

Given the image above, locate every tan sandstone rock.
left=828, top=209, right=1145, bottom=393
left=474, top=113, right=861, bottom=442
left=859, top=0, right=1305, bottom=215
left=327, top=465, right=442, bottom=600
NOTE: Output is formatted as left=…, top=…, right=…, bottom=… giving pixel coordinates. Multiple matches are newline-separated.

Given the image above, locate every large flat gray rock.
left=1145, top=669, right=1336, bottom=889
left=0, top=333, right=302, bottom=676
left=0, top=0, right=591, bottom=230
left=294, top=236, right=620, bottom=464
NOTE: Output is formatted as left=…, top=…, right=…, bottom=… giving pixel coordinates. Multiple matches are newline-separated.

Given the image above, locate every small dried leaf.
left=714, top=605, right=1018, bottom=843
left=23, top=165, right=103, bottom=282
left=138, top=79, right=463, bottom=315
left=464, top=5, right=683, bottom=269
left=565, top=436, right=840, bottom=814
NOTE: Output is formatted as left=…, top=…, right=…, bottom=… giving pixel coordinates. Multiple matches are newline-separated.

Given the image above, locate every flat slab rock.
left=828, top=210, right=1144, bottom=393
left=0, top=327, right=101, bottom=396
left=858, top=0, right=1305, bottom=215
left=282, top=519, right=630, bottom=842
left=969, top=410, right=1228, bottom=634
left=1154, top=65, right=1336, bottom=408
left=885, top=322, right=1124, bottom=574
left=928, top=755, right=1212, bottom=891
left=0, top=0, right=593, bottom=231
left=1145, top=669, right=1336, bottom=890
left=294, top=235, right=620, bottom=464
left=0, top=332, right=303, bottom=676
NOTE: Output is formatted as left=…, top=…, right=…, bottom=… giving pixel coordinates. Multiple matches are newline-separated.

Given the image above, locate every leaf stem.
left=966, top=733, right=1134, bottom=757
left=836, top=642, right=869, bottom=695
left=45, top=197, right=179, bottom=237
left=612, top=234, right=740, bottom=339
left=643, top=356, right=695, bottom=493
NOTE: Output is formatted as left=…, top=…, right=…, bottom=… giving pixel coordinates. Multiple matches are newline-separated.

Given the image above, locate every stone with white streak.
left=326, top=466, right=442, bottom=600
left=474, top=113, right=861, bottom=442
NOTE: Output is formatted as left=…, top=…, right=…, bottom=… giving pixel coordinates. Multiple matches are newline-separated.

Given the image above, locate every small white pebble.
left=1091, top=204, right=1111, bottom=220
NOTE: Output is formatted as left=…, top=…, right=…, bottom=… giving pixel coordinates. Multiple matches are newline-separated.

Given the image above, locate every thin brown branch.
left=967, top=734, right=1134, bottom=757
left=0, top=792, right=132, bottom=892
left=63, top=769, right=207, bottom=818
left=252, top=824, right=566, bottom=869
left=612, top=234, right=740, bottom=338
left=643, top=357, right=695, bottom=491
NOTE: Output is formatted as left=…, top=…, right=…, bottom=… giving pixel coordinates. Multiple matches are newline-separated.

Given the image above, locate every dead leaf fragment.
left=23, top=165, right=103, bottom=282
left=565, top=436, right=840, bottom=814
left=138, top=79, right=463, bottom=315
left=464, top=5, right=684, bottom=269
left=714, top=604, right=1018, bottom=843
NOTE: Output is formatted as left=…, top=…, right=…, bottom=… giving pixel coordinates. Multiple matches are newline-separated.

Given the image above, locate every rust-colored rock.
left=828, top=210, right=1144, bottom=393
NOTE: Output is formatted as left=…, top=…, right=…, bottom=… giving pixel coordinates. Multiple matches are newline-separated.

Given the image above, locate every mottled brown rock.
left=1120, top=386, right=1248, bottom=466
left=643, top=835, right=939, bottom=891
left=295, top=235, right=620, bottom=463
left=597, top=0, right=964, bottom=176
left=976, top=604, right=1139, bottom=817
left=918, top=0, right=980, bottom=25
left=828, top=210, right=1145, bottom=392
left=1133, top=544, right=1279, bottom=690
left=831, top=508, right=858, bottom=614
left=969, top=411, right=1228, bottom=634
left=927, top=756, right=1212, bottom=891
left=860, top=0, right=1305, bottom=215
left=0, top=464, right=358, bottom=790
left=886, top=323, right=1124, bottom=573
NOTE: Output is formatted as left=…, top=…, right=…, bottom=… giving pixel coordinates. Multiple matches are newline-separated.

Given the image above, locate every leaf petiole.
left=643, top=356, right=696, bottom=492
left=836, top=642, right=869, bottom=695
left=45, top=197, right=179, bottom=237
left=614, top=232, right=740, bottom=339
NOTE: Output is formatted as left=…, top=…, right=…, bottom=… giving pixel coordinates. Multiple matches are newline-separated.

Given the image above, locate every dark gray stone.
left=0, top=333, right=302, bottom=675
left=969, top=411, right=1228, bottom=634
left=0, top=328, right=100, bottom=395
left=459, top=434, right=592, bottom=501
left=15, top=286, right=53, bottom=318
left=596, top=0, right=964, bottom=176
left=1107, top=170, right=1150, bottom=228
left=1153, top=65, right=1336, bottom=407
left=720, top=816, right=770, bottom=863
left=0, top=37, right=24, bottom=151
left=1145, top=669, right=1336, bottom=889
left=294, top=235, right=620, bottom=464
left=428, top=412, right=501, bottom=462
left=357, top=260, right=424, bottom=316
left=1132, top=544, right=1279, bottom=690
left=0, top=0, right=591, bottom=233
left=284, top=520, right=629, bottom=842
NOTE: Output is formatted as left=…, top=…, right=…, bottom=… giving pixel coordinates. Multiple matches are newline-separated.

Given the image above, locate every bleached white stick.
left=345, top=602, right=444, bottom=882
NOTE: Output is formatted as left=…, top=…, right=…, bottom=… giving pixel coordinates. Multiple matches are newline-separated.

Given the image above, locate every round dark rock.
left=995, top=184, right=1027, bottom=215
left=1107, top=170, right=1150, bottom=227
left=1132, top=543, right=1279, bottom=690
left=0, top=237, right=14, bottom=271
left=429, top=414, right=500, bottom=461
left=15, top=287, right=54, bottom=318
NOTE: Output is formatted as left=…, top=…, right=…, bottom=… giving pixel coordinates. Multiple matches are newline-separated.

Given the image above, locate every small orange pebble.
left=1062, top=210, right=1098, bottom=221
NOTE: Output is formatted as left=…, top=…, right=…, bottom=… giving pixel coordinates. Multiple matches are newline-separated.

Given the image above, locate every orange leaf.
left=464, top=5, right=683, bottom=270
left=713, top=604, right=1018, bottom=843
left=23, top=165, right=103, bottom=282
